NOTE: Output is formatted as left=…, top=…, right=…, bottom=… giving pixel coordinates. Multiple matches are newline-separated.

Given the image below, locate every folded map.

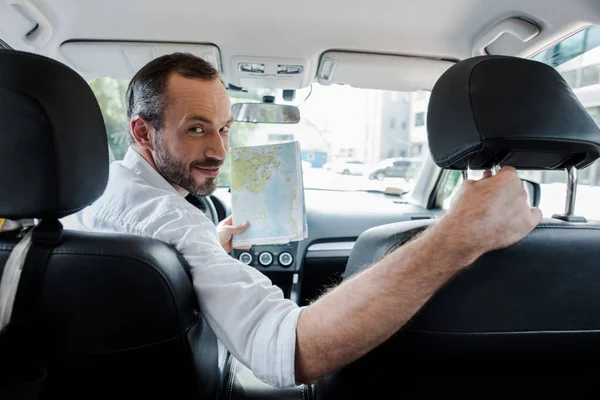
left=230, top=141, right=308, bottom=247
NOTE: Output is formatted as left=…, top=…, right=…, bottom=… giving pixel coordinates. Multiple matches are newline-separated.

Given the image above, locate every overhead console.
left=227, top=55, right=311, bottom=89
left=227, top=51, right=456, bottom=92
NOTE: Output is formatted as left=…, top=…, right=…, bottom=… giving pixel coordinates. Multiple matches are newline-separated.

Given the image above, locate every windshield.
left=89, top=78, right=428, bottom=193
left=225, top=85, right=428, bottom=193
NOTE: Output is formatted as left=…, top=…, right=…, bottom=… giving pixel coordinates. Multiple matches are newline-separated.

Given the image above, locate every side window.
left=439, top=170, right=464, bottom=209
left=89, top=77, right=130, bottom=163
left=529, top=24, right=600, bottom=220
left=439, top=169, right=486, bottom=210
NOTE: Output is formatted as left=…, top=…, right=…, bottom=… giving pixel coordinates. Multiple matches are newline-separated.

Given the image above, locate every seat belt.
left=0, top=219, right=63, bottom=400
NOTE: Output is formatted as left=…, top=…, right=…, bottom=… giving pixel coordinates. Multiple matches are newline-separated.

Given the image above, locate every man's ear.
left=130, top=116, right=155, bottom=151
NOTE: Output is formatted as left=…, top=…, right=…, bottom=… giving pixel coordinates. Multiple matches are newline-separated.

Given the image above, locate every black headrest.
left=427, top=55, right=600, bottom=170
left=0, top=50, right=108, bottom=219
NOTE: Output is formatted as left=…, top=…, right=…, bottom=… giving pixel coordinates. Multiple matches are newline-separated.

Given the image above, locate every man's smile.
left=194, top=165, right=220, bottom=177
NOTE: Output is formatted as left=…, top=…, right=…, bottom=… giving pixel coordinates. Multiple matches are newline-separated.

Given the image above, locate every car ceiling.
left=1, top=0, right=600, bottom=89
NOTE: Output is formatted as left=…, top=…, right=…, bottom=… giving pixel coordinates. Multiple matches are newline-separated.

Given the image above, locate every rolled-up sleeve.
left=148, top=208, right=305, bottom=388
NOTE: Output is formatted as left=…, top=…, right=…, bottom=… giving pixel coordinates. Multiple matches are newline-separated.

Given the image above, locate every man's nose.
left=204, top=130, right=227, bottom=160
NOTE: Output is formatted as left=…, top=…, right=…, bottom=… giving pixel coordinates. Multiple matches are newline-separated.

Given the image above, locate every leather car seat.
left=317, top=55, right=600, bottom=399
left=0, top=50, right=222, bottom=399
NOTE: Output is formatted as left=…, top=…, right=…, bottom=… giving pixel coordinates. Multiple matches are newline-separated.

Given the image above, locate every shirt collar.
left=120, top=147, right=183, bottom=196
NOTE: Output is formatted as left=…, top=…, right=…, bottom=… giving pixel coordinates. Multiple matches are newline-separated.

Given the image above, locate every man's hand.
left=217, top=215, right=250, bottom=252
left=437, top=166, right=543, bottom=264
left=294, top=165, right=543, bottom=385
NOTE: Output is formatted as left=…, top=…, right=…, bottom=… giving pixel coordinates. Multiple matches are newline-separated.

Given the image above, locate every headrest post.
left=491, top=163, right=501, bottom=176
left=551, top=165, right=587, bottom=222
left=462, top=170, right=469, bottom=181
left=565, top=165, right=578, bottom=216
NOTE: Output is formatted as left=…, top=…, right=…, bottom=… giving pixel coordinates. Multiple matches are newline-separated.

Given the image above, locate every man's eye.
left=189, top=127, right=204, bottom=133
left=220, top=126, right=230, bottom=133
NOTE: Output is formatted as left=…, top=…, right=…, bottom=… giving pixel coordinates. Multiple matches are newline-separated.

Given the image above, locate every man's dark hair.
left=125, top=52, right=220, bottom=144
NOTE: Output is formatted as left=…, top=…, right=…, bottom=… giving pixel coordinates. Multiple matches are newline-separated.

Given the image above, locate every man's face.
left=153, top=73, right=232, bottom=196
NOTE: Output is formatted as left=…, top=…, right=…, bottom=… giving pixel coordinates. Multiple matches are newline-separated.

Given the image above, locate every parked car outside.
left=367, top=157, right=422, bottom=180
left=332, top=158, right=367, bottom=175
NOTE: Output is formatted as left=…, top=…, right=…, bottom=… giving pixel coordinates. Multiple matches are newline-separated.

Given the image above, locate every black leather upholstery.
left=346, top=218, right=600, bottom=341
left=325, top=219, right=600, bottom=398
left=343, top=219, right=431, bottom=279
left=0, top=230, right=221, bottom=399
left=224, top=356, right=313, bottom=400
left=0, top=50, right=108, bottom=219
left=427, top=55, right=600, bottom=170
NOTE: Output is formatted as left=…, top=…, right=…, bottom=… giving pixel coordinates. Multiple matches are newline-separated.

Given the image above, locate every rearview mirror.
left=522, top=179, right=541, bottom=207
left=231, top=103, right=300, bottom=124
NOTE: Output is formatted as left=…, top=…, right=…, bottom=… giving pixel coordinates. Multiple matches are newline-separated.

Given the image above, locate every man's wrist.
left=424, top=215, right=484, bottom=270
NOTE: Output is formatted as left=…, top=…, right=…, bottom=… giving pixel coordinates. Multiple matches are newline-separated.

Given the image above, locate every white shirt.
left=62, top=147, right=304, bottom=388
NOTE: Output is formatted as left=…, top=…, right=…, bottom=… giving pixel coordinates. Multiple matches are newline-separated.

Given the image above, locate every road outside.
left=302, top=166, right=414, bottom=193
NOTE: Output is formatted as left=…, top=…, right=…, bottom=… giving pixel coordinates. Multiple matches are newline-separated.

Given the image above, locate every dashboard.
left=232, top=242, right=299, bottom=271
left=209, top=187, right=437, bottom=305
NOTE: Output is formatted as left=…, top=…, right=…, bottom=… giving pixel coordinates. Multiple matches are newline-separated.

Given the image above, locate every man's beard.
left=154, top=137, right=222, bottom=197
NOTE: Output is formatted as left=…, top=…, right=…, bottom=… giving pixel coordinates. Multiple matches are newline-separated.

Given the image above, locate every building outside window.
left=414, top=112, right=425, bottom=127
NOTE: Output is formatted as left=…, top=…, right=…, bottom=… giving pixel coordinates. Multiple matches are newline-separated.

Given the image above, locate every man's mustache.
left=191, top=158, right=223, bottom=168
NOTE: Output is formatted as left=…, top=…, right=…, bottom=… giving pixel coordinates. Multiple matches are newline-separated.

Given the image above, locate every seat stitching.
left=0, top=248, right=196, bottom=331
left=436, top=143, right=482, bottom=164
left=537, top=225, right=600, bottom=230
left=228, top=357, right=238, bottom=400
left=436, top=136, right=600, bottom=165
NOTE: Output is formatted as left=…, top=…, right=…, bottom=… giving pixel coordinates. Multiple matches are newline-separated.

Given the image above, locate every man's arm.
left=294, top=167, right=543, bottom=384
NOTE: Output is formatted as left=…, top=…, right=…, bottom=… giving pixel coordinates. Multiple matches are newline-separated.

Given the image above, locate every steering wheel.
left=194, top=195, right=220, bottom=225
